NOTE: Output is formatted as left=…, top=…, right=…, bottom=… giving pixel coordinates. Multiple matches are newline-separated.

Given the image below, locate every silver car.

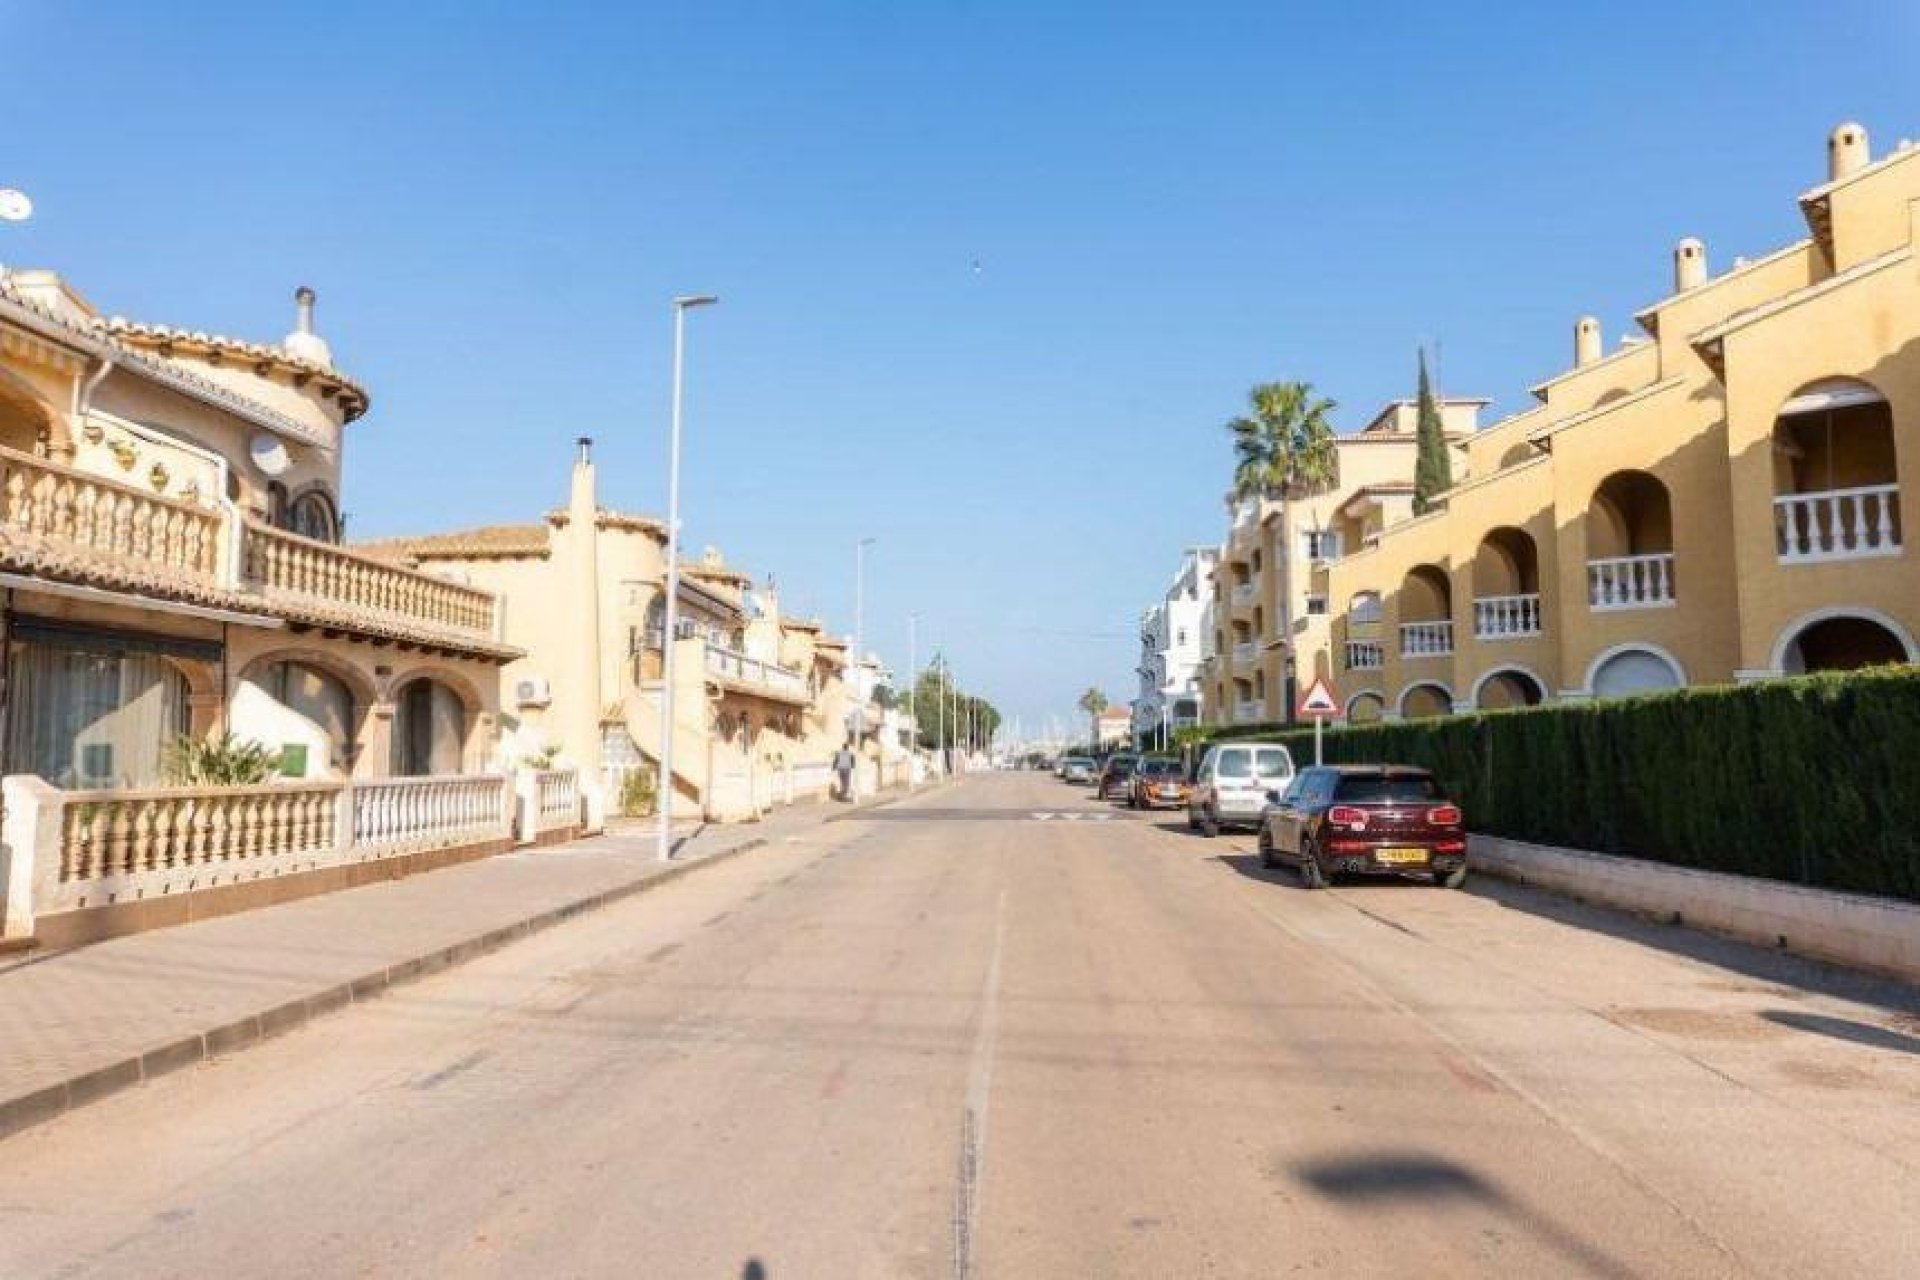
left=1060, top=756, right=1097, bottom=785
left=1187, top=742, right=1296, bottom=836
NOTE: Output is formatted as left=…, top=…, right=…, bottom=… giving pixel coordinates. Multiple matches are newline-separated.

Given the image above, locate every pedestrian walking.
left=833, top=742, right=857, bottom=802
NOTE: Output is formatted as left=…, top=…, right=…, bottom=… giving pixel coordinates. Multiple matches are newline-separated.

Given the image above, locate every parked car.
left=1096, top=753, right=1140, bottom=800
left=1258, top=765, right=1466, bottom=889
left=1059, top=756, right=1097, bottom=785
left=1187, top=742, right=1295, bottom=836
left=1128, top=757, right=1190, bottom=810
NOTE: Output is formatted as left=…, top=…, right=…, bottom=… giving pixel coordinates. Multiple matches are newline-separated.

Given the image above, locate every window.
left=6, top=643, right=189, bottom=788
left=1304, top=530, right=1344, bottom=562
left=1334, top=772, right=1442, bottom=803
left=1305, top=595, right=1329, bottom=616
left=288, top=490, right=339, bottom=543
left=1214, top=748, right=1251, bottom=779
left=391, top=679, right=466, bottom=776
left=1176, top=628, right=1187, bottom=645
left=1253, top=748, right=1294, bottom=780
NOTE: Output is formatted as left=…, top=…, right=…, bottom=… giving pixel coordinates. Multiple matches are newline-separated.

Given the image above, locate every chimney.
left=1673, top=237, right=1707, bottom=291
left=1574, top=316, right=1602, bottom=368
left=282, top=285, right=334, bottom=369
left=1828, top=121, right=1871, bottom=182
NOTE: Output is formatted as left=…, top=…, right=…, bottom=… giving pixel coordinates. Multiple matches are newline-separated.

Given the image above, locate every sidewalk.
left=0, top=786, right=929, bottom=1142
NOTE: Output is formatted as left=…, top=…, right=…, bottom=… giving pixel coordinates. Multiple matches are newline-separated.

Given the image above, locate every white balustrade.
left=1774, top=485, right=1902, bottom=562
left=1231, top=582, right=1258, bottom=607
left=352, top=774, right=511, bottom=855
left=534, top=768, right=581, bottom=831
left=1345, top=641, right=1384, bottom=670
left=54, top=781, right=340, bottom=884
left=1588, top=553, right=1676, bottom=609
left=704, top=642, right=809, bottom=700
left=1400, top=619, right=1454, bottom=657
left=1235, top=699, right=1264, bottom=723
left=1233, top=641, right=1259, bottom=666
left=1473, top=593, right=1542, bottom=639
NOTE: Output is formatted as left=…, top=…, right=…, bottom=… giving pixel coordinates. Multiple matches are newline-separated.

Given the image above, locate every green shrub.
left=163, top=734, right=282, bottom=786
left=1220, top=668, right=1920, bottom=903
left=617, top=766, right=658, bottom=818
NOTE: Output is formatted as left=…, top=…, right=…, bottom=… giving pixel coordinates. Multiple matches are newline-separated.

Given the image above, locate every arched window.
left=289, top=489, right=339, bottom=543
left=391, top=678, right=467, bottom=776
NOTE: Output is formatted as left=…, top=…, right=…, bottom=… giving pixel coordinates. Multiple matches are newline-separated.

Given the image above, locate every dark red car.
left=1257, top=765, right=1466, bottom=889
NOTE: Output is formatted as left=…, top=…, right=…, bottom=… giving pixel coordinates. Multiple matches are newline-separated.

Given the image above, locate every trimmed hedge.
left=1204, top=668, right=1920, bottom=904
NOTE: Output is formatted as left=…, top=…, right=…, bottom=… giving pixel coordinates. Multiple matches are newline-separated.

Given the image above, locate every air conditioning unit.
left=515, top=677, right=553, bottom=708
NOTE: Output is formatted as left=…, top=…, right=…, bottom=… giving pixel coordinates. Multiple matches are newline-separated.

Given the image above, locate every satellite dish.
left=0, top=190, right=32, bottom=223
left=248, top=431, right=291, bottom=477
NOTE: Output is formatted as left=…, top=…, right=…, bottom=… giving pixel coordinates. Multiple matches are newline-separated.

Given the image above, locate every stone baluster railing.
left=0, top=445, right=225, bottom=585
left=535, top=768, right=581, bottom=830
left=352, top=774, right=512, bottom=855
left=55, top=782, right=341, bottom=885
left=243, top=520, right=499, bottom=639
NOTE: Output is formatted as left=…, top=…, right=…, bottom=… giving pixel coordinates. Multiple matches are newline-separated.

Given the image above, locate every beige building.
left=1318, top=121, right=1920, bottom=724
left=1203, top=396, right=1483, bottom=724
left=0, top=269, right=564, bottom=947
left=365, top=446, right=882, bottom=822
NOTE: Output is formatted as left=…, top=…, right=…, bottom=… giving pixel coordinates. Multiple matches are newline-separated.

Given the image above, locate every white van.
left=1187, top=742, right=1296, bottom=836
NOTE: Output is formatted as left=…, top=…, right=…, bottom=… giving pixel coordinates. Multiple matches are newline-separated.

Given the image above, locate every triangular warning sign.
left=1297, top=676, right=1340, bottom=718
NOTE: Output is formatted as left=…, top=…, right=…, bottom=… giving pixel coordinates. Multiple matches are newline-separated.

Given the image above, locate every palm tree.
left=1077, top=687, right=1108, bottom=751
left=1227, top=381, right=1339, bottom=722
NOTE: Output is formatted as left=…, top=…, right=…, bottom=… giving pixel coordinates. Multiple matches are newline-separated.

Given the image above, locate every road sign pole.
left=1314, top=714, right=1323, bottom=767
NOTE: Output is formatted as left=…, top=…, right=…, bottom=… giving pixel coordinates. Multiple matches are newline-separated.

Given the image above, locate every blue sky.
left=5, top=1, right=1918, bottom=731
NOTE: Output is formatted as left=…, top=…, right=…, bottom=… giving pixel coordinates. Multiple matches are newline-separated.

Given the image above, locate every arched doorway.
left=1772, top=378, right=1902, bottom=560
left=1474, top=668, right=1545, bottom=710
left=1399, top=683, right=1453, bottom=720
left=1776, top=612, right=1914, bottom=675
left=246, top=658, right=361, bottom=775
left=1472, top=527, right=1541, bottom=638
left=391, top=677, right=469, bottom=776
left=1589, top=646, right=1685, bottom=698
left=1588, top=471, right=1675, bottom=608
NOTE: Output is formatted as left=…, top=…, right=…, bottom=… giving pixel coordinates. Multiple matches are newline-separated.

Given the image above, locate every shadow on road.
left=1759, top=1009, right=1920, bottom=1056
left=1292, top=1151, right=1638, bottom=1280
left=1213, top=853, right=1297, bottom=888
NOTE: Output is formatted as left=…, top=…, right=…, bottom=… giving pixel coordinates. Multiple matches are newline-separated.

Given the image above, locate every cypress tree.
left=1412, top=348, right=1453, bottom=515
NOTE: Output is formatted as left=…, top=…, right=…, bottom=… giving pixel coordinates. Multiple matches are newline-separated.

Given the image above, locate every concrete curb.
left=0, top=827, right=796, bottom=1143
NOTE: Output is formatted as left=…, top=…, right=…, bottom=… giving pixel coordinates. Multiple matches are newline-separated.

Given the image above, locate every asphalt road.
left=3, top=773, right=1918, bottom=1279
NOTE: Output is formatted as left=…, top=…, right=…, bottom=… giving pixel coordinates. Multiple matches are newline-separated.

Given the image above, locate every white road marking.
left=953, top=884, right=1008, bottom=1280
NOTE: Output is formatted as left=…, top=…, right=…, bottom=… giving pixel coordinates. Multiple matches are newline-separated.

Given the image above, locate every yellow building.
left=1321, top=121, right=1918, bottom=725
left=365, top=445, right=876, bottom=822
left=1203, top=396, right=1482, bottom=724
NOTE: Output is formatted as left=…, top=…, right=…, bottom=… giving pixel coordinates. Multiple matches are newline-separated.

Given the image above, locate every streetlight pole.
left=851, top=536, right=875, bottom=798
left=656, top=294, right=719, bottom=862
left=907, top=612, right=918, bottom=773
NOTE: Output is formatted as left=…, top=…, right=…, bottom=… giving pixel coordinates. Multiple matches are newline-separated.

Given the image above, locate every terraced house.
left=365, top=444, right=880, bottom=824
left=1321, top=121, right=1920, bottom=724
left=0, top=270, right=576, bottom=949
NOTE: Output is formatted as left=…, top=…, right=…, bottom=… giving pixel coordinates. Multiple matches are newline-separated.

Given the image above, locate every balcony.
left=1588, top=553, right=1675, bottom=610
left=1235, top=699, right=1263, bottom=723
left=1230, top=581, right=1258, bottom=609
left=0, top=446, right=507, bottom=651
left=1232, top=640, right=1259, bottom=667
left=1775, top=484, right=1902, bottom=563
left=1473, top=593, right=1542, bottom=640
left=1345, top=641, right=1383, bottom=670
left=704, top=641, right=809, bottom=704
left=1400, top=620, right=1454, bottom=658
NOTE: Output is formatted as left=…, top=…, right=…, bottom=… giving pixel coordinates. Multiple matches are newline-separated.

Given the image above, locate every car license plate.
left=1376, top=847, right=1429, bottom=865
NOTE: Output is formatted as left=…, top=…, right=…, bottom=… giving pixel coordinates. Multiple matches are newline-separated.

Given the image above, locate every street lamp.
left=657, top=293, right=719, bottom=862
left=850, top=536, right=875, bottom=798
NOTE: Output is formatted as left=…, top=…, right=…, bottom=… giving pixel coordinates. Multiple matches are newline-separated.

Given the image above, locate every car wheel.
left=1298, top=841, right=1328, bottom=890
left=1185, top=806, right=1199, bottom=831
left=1434, top=864, right=1469, bottom=890
left=1201, top=806, right=1220, bottom=839
left=1257, top=828, right=1277, bottom=869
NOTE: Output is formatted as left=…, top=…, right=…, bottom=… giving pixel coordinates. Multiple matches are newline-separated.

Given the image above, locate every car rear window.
left=1142, top=760, right=1182, bottom=778
left=1334, top=774, right=1442, bottom=803
left=1214, top=749, right=1251, bottom=779
left=1254, top=748, right=1293, bottom=779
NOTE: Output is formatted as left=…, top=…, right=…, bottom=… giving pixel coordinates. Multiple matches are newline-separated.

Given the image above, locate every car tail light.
left=1428, top=805, right=1462, bottom=827
left=1328, top=805, right=1369, bottom=831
